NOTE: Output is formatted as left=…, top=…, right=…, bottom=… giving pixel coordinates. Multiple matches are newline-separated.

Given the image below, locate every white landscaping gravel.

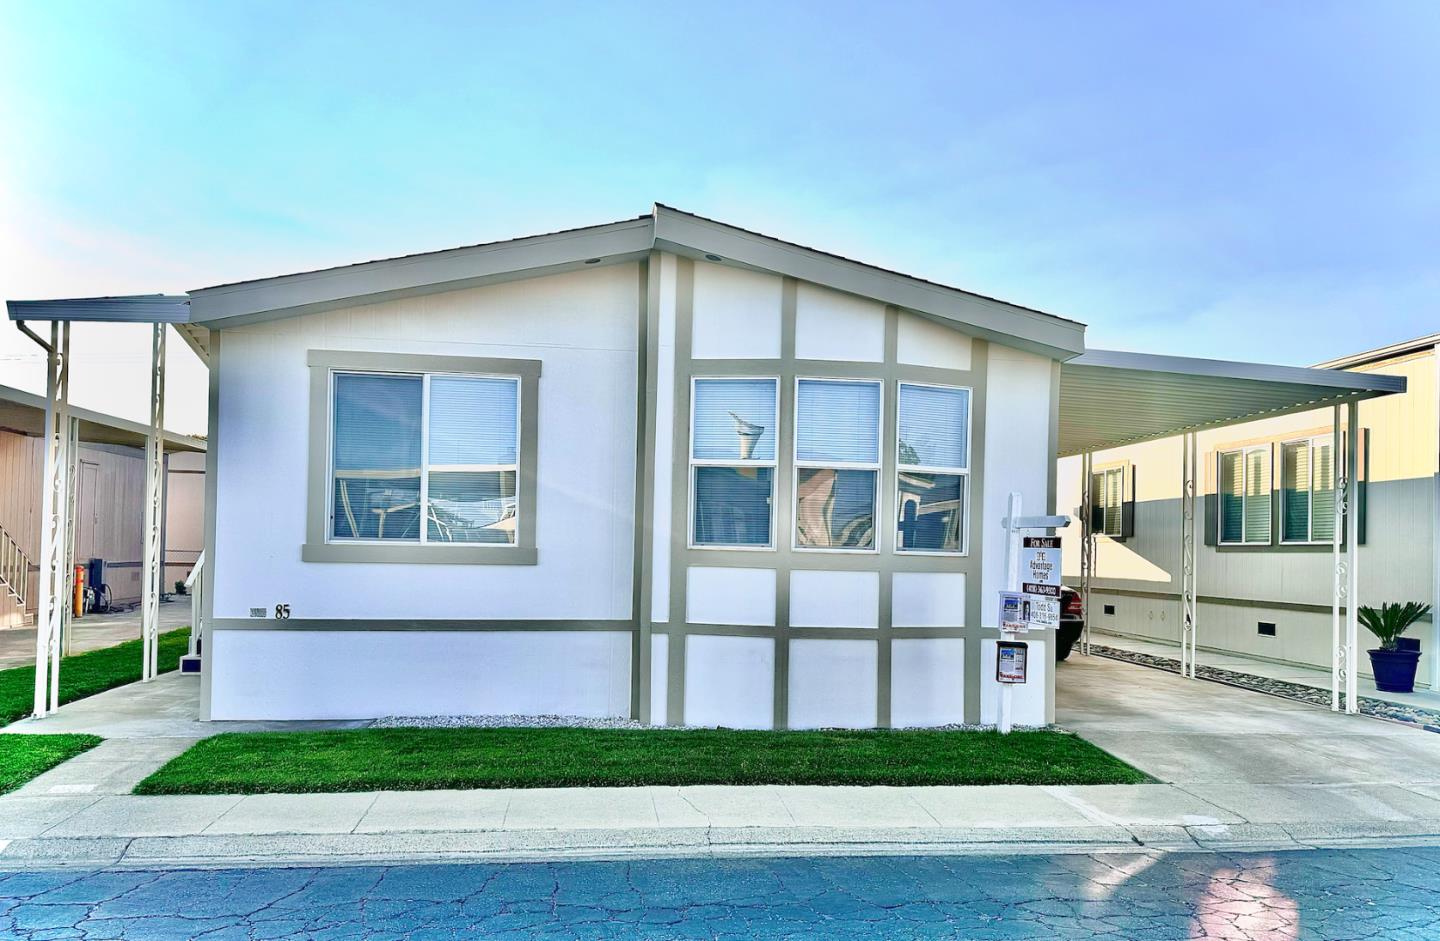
left=372, top=715, right=1009, bottom=732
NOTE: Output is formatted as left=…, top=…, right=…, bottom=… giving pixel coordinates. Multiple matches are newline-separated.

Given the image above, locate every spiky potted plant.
left=1359, top=601, right=1431, bottom=693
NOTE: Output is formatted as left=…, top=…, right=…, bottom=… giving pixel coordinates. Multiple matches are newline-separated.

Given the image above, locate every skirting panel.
left=787, top=638, right=878, bottom=729
left=890, top=638, right=965, bottom=728
left=209, top=630, right=632, bottom=721
left=683, top=634, right=774, bottom=728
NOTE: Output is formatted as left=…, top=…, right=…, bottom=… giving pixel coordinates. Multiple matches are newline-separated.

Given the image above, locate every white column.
left=33, top=321, right=71, bottom=718
left=1331, top=405, right=1344, bottom=711
left=1079, top=452, right=1093, bottom=655
left=1180, top=432, right=1198, bottom=679
left=1344, top=400, right=1360, bottom=714
left=61, top=415, right=79, bottom=659
left=141, top=323, right=166, bottom=682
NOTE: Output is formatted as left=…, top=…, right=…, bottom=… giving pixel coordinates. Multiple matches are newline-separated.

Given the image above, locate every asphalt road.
left=2, top=846, right=1436, bottom=939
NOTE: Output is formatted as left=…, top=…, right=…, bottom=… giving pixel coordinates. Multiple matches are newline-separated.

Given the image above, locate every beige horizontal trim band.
left=210, top=618, right=630, bottom=632
left=681, top=549, right=978, bottom=573
left=300, top=543, right=538, bottom=565
left=653, top=623, right=972, bottom=639
left=307, top=348, right=542, bottom=379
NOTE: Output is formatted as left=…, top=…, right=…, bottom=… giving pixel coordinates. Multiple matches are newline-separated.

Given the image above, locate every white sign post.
left=996, top=492, right=1068, bottom=734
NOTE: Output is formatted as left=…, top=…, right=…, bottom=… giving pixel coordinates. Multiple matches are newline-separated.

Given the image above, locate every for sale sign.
left=1021, top=536, right=1062, bottom=630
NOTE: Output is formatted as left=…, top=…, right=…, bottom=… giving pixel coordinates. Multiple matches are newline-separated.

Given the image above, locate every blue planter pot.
left=1369, top=648, right=1421, bottom=693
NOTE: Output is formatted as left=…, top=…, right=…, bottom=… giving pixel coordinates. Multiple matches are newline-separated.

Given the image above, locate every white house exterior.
left=9, top=205, right=1406, bottom=727
left=189, top=208, right=1083, bottom=726
left=1058, top=335, right=1440, bottom=691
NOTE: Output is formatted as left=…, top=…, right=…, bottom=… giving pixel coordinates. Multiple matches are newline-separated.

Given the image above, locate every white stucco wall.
left=210, top=629, right=632, bottom=720
left=981, top=344, right=1055, bottom=627
left=212, top=264, right=640, bottom=622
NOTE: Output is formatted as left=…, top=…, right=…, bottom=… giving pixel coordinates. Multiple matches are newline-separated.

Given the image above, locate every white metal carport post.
left=141, top=324, right=165, bottom=682
left=1079, top=452, right=1094, bottom=655
left=1332, top=402, right=1360, bottom=714
left=32, top=321, right=72, bottom=717
left=1180, top=431, right=1198, bottom=679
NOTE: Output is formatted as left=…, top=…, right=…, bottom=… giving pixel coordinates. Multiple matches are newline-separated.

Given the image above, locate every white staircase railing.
left=179, top=551, right=204, bottom=673
left=0, top=524, right=30, bottom=609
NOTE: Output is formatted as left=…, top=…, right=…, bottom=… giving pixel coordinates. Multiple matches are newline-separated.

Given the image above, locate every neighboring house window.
left=794, top=378, right=882, bottom=550
left=690, top=378, right=778, bottom=547
left=1218, top=446, right=1271, bottom=544
left=1090, top=466, right=1125, bottom=538
left=895, top=381, right=970, bottom=553
left=1281, top=436, right=1335, bottom=544
left=330, top=372, right=521, bottom=545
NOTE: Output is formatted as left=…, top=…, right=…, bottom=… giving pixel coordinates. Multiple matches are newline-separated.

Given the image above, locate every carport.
left=6, top=298, right=208, bottom=720
left=1057, top=349, right=1406, bottom=714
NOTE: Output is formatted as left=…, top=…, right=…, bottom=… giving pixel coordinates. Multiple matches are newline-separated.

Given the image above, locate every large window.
left=330, top=372, right=521, bottom=546
left=690, top=378, right=778, bottom=547
left=1218, top=445, right=1271, bottom=545
left=1281, top=436, right=1335, bottom=544
left=1090, top=466, right=1125, bottom=538
left=794, top=378, right=881, bottom=550
left=896, top=382, right=970, bottom=553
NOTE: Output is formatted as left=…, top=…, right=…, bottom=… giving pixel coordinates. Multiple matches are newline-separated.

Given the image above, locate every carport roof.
left=1058, top=349, right=1406, bottom=457
left=0, top=384, right=206, bottom=453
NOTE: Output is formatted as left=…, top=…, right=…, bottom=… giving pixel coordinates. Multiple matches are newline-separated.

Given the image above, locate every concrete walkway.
left=0, top=600, right=192, bottom=669
left=1, top=656, right=1440, bottom=868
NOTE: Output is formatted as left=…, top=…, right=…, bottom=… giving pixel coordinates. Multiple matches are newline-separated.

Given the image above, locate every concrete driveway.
left=1056, top=652, right=1440, bottom=826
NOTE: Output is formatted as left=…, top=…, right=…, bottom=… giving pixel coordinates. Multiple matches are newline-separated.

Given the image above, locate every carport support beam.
left=1180, top=431, right=1198, bottom=679
left=1079, top=452, right=1094, bottom=655
left=1331, top=402, right=1360, bottom=714
left=1344, top=399, right=1359, bottom=714
left=141, top=324, right=165, bottom=682
left=31, top=321, right=72, bottom=718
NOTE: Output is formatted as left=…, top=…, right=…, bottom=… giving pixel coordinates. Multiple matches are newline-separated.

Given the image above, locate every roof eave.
left=652, top=206, right=1086, bottom=361
left=186, top=217, right=655, bottom=327
left=6, top=295, right=191, bottom=324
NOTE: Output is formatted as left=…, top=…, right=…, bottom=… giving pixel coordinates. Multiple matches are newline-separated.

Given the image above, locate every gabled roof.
left=7, top=205, right=1089, bottom=360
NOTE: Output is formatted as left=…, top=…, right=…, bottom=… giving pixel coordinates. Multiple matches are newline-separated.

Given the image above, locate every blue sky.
left=1, top=1, right=1437, bottom=431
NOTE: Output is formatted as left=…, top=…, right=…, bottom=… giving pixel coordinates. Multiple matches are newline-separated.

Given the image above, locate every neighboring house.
left=0, top=384, right=206, bottom=628
left=1057, top=334, right=1439, bottom=691
left=7, top=205, right=1404, bottom=727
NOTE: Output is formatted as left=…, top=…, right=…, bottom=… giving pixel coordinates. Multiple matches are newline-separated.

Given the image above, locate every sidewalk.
left=2, top=657, right=1440, bottom=869
left=0, top=600, right=192, bottom=669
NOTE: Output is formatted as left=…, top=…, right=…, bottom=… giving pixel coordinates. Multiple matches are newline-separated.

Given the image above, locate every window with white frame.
left=1281, top=435, right=1335, bottom=544
left=1218, top=445, right=1271, bottom=545
left=1090, top=466, right=1125, bottom=538
left=895, top=381, right=970, bottom=553
left=330, top=371, right=520, bottom=545
left=794, top=378, right=881, bottom=550
left=690, top=378, right=778, bottom=547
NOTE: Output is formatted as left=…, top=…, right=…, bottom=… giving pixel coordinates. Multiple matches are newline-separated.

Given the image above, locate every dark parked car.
left=1055, top=586, right=1084, bottom=661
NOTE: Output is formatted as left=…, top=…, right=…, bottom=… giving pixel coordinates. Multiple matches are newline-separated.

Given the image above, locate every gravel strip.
left=1090, top=643, right=1440, bottom=734
left=372, top=715, right=1009, bottom=732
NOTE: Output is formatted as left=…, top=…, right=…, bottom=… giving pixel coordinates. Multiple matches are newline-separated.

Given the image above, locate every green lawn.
left=0, top=734, right=102, bottom=794
left=0, top=627, right=191, bottom=727
left=134, top=726, right=1149, bottom=795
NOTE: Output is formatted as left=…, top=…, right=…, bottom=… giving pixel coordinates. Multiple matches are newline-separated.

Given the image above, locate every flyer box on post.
left=996, top=640, right=1028, bottom=684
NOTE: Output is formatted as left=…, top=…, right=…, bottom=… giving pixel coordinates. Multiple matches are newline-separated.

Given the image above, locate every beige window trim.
left=303, top=349, right=541, bottom=564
